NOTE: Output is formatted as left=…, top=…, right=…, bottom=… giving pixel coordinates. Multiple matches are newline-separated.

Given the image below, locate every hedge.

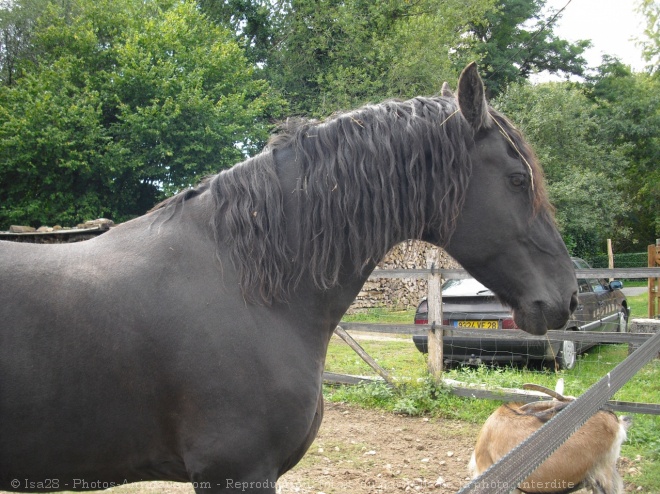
left=587, top=252, right=649, bottom=268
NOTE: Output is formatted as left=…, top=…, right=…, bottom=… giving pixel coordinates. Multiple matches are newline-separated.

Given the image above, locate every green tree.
left=110, top=1, right=284, bottom=196
left=461, top=0, right=590, bottom=97
left=198, top=0, right=275, bottom=65
left=494, top=82, right=630, bottom=258
left=0, top=0, right=47, bottom=86
left=585, top=58, right=660, bottom=250
left=0, top=0, right=285, bottom=228
left=638, top=0, right=660, bottom=70
left=258, top=0, right=588, bottom=116
left=0, top=59, right=119, bottom=226
left=265, top=0, right=494, bottom=116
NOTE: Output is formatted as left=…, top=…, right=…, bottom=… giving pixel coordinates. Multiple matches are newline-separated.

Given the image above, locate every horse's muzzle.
left=514, top=291, right=577, bottom=336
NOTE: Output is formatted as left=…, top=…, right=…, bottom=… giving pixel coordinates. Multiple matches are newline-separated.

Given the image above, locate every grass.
left=327, top=289, right=660, bottom=491
left=342, top=307, right=417, bottom=324
left=623, top=279, right=651, bottom=319
left=628, top=293, right=650, bottom=319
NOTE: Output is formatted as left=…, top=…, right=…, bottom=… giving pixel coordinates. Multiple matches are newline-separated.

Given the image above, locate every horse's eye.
left=510, top=174, right=527, bottom=188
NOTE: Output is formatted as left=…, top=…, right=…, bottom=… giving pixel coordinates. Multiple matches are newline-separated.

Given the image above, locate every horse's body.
left=0, top=64, right=577, bottom=493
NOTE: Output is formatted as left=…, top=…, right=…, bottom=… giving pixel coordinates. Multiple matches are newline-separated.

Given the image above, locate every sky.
left=544, top=0, right=647, bottom=72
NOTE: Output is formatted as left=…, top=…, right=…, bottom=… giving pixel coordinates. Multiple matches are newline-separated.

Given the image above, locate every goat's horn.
left=522, top=383, right=572, bottom=402
left=518, top=400, right=556, bottom=413
left=518, top=399, right=572, bottom=417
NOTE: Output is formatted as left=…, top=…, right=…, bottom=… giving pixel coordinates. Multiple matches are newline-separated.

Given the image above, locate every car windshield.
left=441, top=278, right=492, bottom=296
left=571, top=257, right=591, bottom=269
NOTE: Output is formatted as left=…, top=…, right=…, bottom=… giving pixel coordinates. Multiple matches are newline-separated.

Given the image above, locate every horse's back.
left=1, top=238, right=96, bottom=310
left=0, top=235, right=184, bottom=480
left=0, top=222, right=328, bottom=489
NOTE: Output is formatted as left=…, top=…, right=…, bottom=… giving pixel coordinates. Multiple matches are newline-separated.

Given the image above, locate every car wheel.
left=556, top=339, right=576, bottom=370
left=617, top=310, right=628, bottom=333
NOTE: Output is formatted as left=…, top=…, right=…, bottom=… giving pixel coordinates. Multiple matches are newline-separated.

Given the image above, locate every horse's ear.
left=441, top=82, right=453, bottom=98
left=457, top=62, right=492, bottom=130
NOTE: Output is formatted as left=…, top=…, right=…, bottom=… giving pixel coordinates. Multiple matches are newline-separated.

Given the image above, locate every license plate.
left=453, top=320, right=498, bottom=329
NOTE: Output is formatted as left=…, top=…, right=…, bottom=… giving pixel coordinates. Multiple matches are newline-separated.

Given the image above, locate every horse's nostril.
left=569, top=291, right=578, bottom=313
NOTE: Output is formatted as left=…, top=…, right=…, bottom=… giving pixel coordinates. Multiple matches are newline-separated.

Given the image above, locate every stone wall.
left=628, top=319, right=660, bottom=357
left=347, top=240, right=459, bottom=313
left=0, top=219, right=113, bottom=244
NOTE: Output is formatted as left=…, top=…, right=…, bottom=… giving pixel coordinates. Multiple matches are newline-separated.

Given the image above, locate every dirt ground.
left=3, top=401, right=643, bottom=493
left=279, top=402, right=642, bottom=494
left=277, top=401, right=478, bottom=493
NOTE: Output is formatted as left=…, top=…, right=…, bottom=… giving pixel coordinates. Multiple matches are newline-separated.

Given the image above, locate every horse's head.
left=440, top=63, right=578, bottom=335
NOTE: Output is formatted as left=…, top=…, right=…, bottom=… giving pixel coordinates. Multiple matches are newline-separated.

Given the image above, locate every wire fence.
left=329, top=266, right=660, bottom=414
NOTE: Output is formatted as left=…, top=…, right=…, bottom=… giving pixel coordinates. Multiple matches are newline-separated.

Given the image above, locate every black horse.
left=0, top=63, right=577, bottom=493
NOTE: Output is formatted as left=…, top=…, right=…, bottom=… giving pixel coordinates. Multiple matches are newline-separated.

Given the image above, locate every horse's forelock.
left=489, top=110, right=554, bottom=219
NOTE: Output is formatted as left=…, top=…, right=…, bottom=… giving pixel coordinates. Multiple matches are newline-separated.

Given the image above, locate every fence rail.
left=369, top=267, right=660, bottom=279
left=338, top=322, right=652, bottom=345
left=344, top=265, right=660, bottom=348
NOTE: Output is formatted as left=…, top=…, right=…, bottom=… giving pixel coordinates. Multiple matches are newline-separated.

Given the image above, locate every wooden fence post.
left=427, top=253, right=443, bottom=379
left=607, top=239, right=614, bottom=282
left=649, top=240, right=660, bottom=319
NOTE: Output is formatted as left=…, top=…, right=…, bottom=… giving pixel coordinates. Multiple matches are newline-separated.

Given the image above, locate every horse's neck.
left=276, top=151, right=389, bottom=320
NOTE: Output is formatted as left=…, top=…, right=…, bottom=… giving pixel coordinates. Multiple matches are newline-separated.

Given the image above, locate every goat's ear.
left=620, top=415, right=633, bottom=431
left=457, top=62, right=492, bottom=130
left=441, top=82, right=453, bottom=98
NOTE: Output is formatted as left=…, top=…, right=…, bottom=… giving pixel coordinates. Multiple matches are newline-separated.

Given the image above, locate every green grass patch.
left=325, top=337, right=427, bottom=379
left=628, top=291, right=650, bottom=319
left=341, top=307, right=416, bottom=323
left=624, top=280, right=648, bottom=287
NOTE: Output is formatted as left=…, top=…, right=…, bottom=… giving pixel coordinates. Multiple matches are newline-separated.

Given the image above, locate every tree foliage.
left=461, top=0, right=590, bottom=97
left=494, top=82, right=630, bottom=258
left=0, top=0, right=47, bottom=87
left=638, top=0, right=660, bottom=71
left=0, top=0, right=285, bottom=227
left=198, top=0, right=275, bottom=65
left=585, top=59, right=660, bottom=250
left=263, top=0, right=494, bottom=116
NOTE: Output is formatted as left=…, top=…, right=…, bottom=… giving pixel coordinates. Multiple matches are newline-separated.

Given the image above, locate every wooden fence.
left=328, top=261, right=660, bottom=415
left=649, top=240, right=660, bottom=318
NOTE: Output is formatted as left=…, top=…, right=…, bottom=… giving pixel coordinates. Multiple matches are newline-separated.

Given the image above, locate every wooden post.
left=607, top=239, right=614, bottom=282
left=650, top=241, right=660, bottom=319
left=427, top=253, right=443, bottom=379
left=333, top=326, right=394, bottom=385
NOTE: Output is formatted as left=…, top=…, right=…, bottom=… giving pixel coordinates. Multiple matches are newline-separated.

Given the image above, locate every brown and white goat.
left=469, top=387, right=631, bottom=494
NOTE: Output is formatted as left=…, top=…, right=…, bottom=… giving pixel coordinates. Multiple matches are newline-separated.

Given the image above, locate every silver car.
left=412, top=258, right=629, bottom=369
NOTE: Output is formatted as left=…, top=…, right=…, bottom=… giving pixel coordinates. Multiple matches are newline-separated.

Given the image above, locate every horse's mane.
left=153, top=96, right=551, bottom=305
left=205, top=96, right=478, bottom=304
left=151, top=177, right=213, bottom=211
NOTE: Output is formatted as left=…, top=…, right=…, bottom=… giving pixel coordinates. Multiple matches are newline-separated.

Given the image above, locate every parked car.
left=412, top=258, right=629, bottom=369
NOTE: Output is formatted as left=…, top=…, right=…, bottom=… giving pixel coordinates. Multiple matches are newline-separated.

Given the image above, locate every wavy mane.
left=208, top=96, right=475, bottom=304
